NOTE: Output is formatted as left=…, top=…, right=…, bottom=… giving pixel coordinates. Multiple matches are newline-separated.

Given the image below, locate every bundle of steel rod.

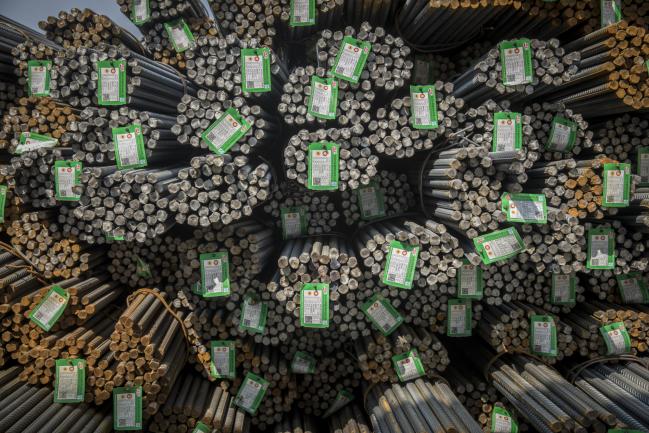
left=413, top=53, right=457, bottom=83
left=148, top=370, right=250, bottom=433
left=0, top=372, right=113, bottom=433
left=116, top=0, right=210, bottom=30
left=561, top=301, right=649, bottom=358
left=583, top=0, right=649, bottom=35
left=10, top=38, right=62, bottom=90
left=365, top=81, right=466, bottom=159
left=592, top=114, right=648, bottom=166
left=276, top=0, right=345, bottom=41
left=208, top=0, right=277, bottom=48
left=278, top=65, right=374, bottom=129
left=340, top=170, right=416, bottom=227
left=365, top=378, right=483, bottom=433
left=283, top=127, right=379, bottom=191
left=38, top=8, right=145, bottom=54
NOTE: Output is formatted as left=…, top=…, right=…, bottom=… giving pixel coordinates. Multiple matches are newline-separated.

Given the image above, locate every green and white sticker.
left=202, top=108, right=251, bottom=155
left=382, top=241, right=419, bottom=289
left=602, top=163, right=630, bottom=207
left=330, top=36, right=371, bottom=84
left=290, top=0, right=316, bottom=26
left=601, top=0, right=622, bottom=27
left=234, top=372, right=269, bottom=415
left=493, top=112, right=522, bottom=152
left=30, top=285, right=69, bottom=331
left=361, top=293, right=403, bottom=336
left=105, top=232, right=125, bottom=242
left=164, top=19, right=195, bottom=52
left=112, top=124, right=147, bottom=170
left=447, top=299, right=472, bottom=337
left=637, top=147, right=649, bottom=186
left=113, top=387, right=142, bottom=430
left=54, top=358, right=85, bottom=403
left=240, top=294, right=268, bottom=334
left=501, top=192, right=547, bottom=224
left=587, top=227, right=615, bottom=270
left=210, top=340, right=235, bottom=379
left=281, top=206, right=307, bottom=239
left=357, top=182, right=386, bottom=220
left=409, top=85, right=438, bottom=129
left=392, top=350, right=425, bottom=382
left=307, top=76, right=338, bottom=120
left=241, top=48, right=271, bottom=93
left=473, top=227, right=525, bottom=265
left=307, top=142, right=339, bottom=190
left=16, top=131, right=57, bottom=154
left=546, top=116, right=577, bottom=152
left=131, top=0, right=150, bottom=25
left=97, top=60, right=126, bottom=106
left=200, top=252, right=230, bottom=297
left=192, top=422, right=211, bottom=433
left=323, top=389, right=354, bottom=418
left=491, top=406, right=518, bottom=433
left=600, top=322, right=631, bottom=355
left=291, top=351, right=316, bottom=374
left=530, top=315, right=557, bottom=356
left=0, top=185, right=7, bottom=224
left=499, top=39, right=533, bottom=86
left=300, top=283, right=329, bottom=328
left=616, top=273, right=649, bottom=304
left=27, top=60, right=51, bottom=97
left=551, top=273, right=576, bottom=305
left=457, top=259, right=483, bottom=300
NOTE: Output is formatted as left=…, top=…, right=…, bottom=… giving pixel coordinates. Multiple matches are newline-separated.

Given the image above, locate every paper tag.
left=587, top=227, right=615, bottom=270
left=551, top=274, right=576, bottom=305
left=54, top=359, right=85, bottom=403
left=281, top=206, right=307, bottom=239
left=200, top=252, right=230, bottom=297
left=500, top=39, right=533, bottom=86
left=308, top=76, right=338, bottom=120
left=361, top=293, right=403, bottom=336
left=210, top=340, right=235, bottom=379
left=113, top=387, right=142, bottom=430
left=382, top=241, right=419, bottom=289
left=307, top=142, right=339, bottom=190
left=97, top=60, right=126, bottom=105
left=473, top=227, right=524, bottom=265
left=202, top=108, right=250, bottom=155
left=600, top=322, right=631, bottom=355
left=491, top=407, right=518, bottom=433
left=241, top=48, right=271, bottom=93
left=240, top=294, right=267, bottom=334
left=392, top=350, right=425, bottom=382
left=447, top=299, right=472, bottom=337
left=331, top=36, right=371, bottom=84
left=458, top=259, right=483, bottom=299
left=602, top=163, right=630, bottom=207
left=234, top=373, right=269, bottom=415
left=323, top=389, right=354, bottom=418
left=164, top=19, right=195, bottom=52
left=530, top=315, right=557, bottom=356
left=29, top=285, right=69, bottom=331
left=16, top=131, right=57, bottom=154
left=0, top=185, right=6, bottom=224
left=131, top=0, right=150, bottom=24
left=55, top=161, right=82, bottom=201
left=357, top=182, right=385, bottom=220
left=546, top=117, right=577, bottom=152
left=135, top=255, right=152, bottom=278
left=601, top=0, right=622, bottom=27
left=616, top=273, right=649, bottom=304
left=501, top=192, right=547, bottom=224
left=291, top=351, right=316, bottom=374
left=637, top=147, right=649, bottom=186
left=27, top=60, right=51, bottom=97
left=290, top=0, right=316, bottom=26
left=112, top=124, right=147, bottom=169
left=300, top=283, right=329, bottom=328
left=493, top=112, right=522, bottom=152
left=192, top=422, right=211, bottom=433
left=409, top=85, right=438, bottom=129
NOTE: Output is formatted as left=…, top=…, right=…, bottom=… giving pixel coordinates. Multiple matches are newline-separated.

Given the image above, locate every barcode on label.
left=336, top=67, right=345, bottom=74
left=244, top=319, right=251, bottom=326
left=416, top=117, right=425, bottom=124
left=534, top=345, right=541, bottom=352
left=312, top=178, right=322, bottom=186
left=387, top=273, right=396, bottom=282
left=246, top=81, right=255, bottom=89
left=305, top=316, right=312, bottom=323
left=312, top=105, right=322, bottom=113
left=119, top=420, right=126, bottom=426
left=506, top=75, right=516, bottom=82
left=34, top=311, right=44, bottom=320
left=103, top=94, right=111, bottom=101
left=461, top=288, right=468, bottom=294
left=295, top=14, right=305, bottom=21
left=606, top=195, right=615, bottom=203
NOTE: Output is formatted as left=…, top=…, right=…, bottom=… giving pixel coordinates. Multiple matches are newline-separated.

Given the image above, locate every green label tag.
left=361, top=293, right=403, bottom=336
left=392, top=350, right=425, bottom=382
left=239, top=294, right=268, bottom=334
left=281, top=206, right=307, bottom=239
left=357, top=182, right=386, bottom=220
left=382, top=241, right=419, bottom=289
left=290, top=0, right=316, bottom=26
left=410, top=85, right=438, bottom=129
left=30, top=285, right=69, bottom=331
left=323, top=389, right=354, bottom=418
left=458, top=259, right=483, bottom=300
left=551, top=274, right=576, bottom=305
left=602, top=163, right=630, bottom=207
left=300, top=283, right=329, bottom=328
left=601, top=0, right=622, bottom=27
left=0, top=185, right=7, bottom=224
left=501, top=192, right=547, bottom=224
left=473, top=227, right=524, bottom=265
left=530, top=315, right=557, bottom=356
left=200, top=252, right=230, bottom=297
left=97, top=60, right=127, bottom=106
left=54, top=359, right=85, bottom=403
left=201, top=108, right=250, bottom=155
left=105, top=230, right=125, bottom=242
left=307, top=142, right=339, bottom=190
left=112, top=124, right=147, bottom=170
left=330, top=36, right=371, bottom=84
left=192, top=422, right=211, bottom=433
left=499, top=39, right=533, bottom=86
left=241, top=48, right=272, bottom=93
left=447, top=299, right=472, bottom=337
left=600, top=322, right=631, bottom=355
left=491, top=406, right=518, bottom=433
left=27, top=60, right=52, bottom=97
left=234, top=372, right=269, bottom=415
left=291, top=351, right=316, bottom=374
left=493, top=112, right=522, bottom=152
left=587, top=227, right=615, bottom=270
left=131, top=0, right=150, bottom=25
left=307, top=76, right=338, bottom=120
left=546, top=116, right=577, bottom=152
left=164, top=19, right=195, bottom=52
left=637, top=147, right=649, bottom=186
left=113, top=387, right=143, bottom=430
left=135, top=255, right=152, bottom=278
left=210, top=340, right=235, bottom=379
left=616, top=273, right=649, bottom=304
left=17, top=131, right=57, bottom=154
